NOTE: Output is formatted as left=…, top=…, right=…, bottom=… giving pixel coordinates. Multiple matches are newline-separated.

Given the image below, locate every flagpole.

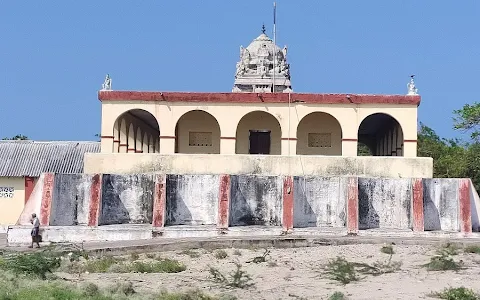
left=272, top=2, right=276, bottom=94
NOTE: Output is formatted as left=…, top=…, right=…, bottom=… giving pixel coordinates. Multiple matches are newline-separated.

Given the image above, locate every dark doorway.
left=249, top=130, right=271, bottom=154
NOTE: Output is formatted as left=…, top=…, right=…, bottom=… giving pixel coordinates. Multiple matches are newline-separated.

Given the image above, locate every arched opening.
left=235, top=111, right=281, bottom=155
left=174, top=110, right=221, bottom=154
left=113, top=109, right=160, bottom=154
left=357, top=113, right=404, bottom=156
left=296, top=112, right=342, bottom=155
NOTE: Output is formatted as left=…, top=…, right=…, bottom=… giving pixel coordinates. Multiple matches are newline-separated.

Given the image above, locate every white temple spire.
left=101, top=74, right=112, bottom=91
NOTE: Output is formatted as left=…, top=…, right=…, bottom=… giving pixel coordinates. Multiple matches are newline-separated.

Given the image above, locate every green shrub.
left=214, top=250, right=228, bottom=260
left=209, top=263, right=253, bottom=289
left=431, top=287, right=480, bottom=300
left=179, top=249, right=201, bottom=258
left=380, top=245, right=394, bottom=255
left=325, top=257, right=359, bottom=285
left=424, top=254, right=463, bottom=271
left=464, top=245, right=480, bottom=254
left=107, top=281, right=135, bottom=296
left=130, top=253, right=140, bottom=261
left=437, top=243, right=460, bottom=256
left=0, top=252, right=61, bottom=279
left=329, top=291, right=348, bottom=300
left=84, top=256, right=123, bottom=273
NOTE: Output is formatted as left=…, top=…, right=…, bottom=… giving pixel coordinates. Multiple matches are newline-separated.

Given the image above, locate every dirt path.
left=60, top=244, right=480, bottom=300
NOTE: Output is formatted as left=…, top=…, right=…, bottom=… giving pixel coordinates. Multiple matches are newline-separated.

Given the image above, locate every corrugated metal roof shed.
left=0, top=140, right=101, bottom=177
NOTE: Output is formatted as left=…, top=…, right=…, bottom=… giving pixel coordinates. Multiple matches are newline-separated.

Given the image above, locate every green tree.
left=453, top=102, right=480, bottom=140
left=2, top=134, right=28, bottom=140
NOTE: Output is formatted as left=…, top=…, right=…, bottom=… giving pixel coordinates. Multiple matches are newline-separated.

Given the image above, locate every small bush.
left=108, top=281, right=135, bottom=296
left=431, top=287, right=480, bottom=300
left=437, top=243, right=460, bottom=256
left=156, top=289, right=231, bottom=300
left=424, top=253, right=463, bottom=271
left=214, top=250, right=228, bottom=260
left=130, top=252, right=140, bottom=261
left=82, top=282, right=100, bottom=297
left=325, top=257, right=359, bottom=285
left=146, top=253, right=156, bottom=259
left=130, top=259, right=186, bottom=273
left=179, top=249, right=201, bottom=258
left=233, top=249, right=242, bottom=256
left=249, top=249, right=270, bottom=263
left=464, top=245, right=480, bottom=254
left=209, top=263, right=254, bottom=289
left=0, top=252, right=61, bottom=279
left=329, top=291, right=348, bottom=300
left=84, top=256, right=123, bottom=273
left=381, top=245, right=394, bottom=255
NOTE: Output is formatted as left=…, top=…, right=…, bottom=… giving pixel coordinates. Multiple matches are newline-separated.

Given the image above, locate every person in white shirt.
left=29, top=213, right=40, bottom=248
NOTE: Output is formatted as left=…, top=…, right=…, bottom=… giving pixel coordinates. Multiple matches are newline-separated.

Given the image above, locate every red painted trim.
left=458, top=179, right=472, bottom=234
left=99, top=91, right=421, bottom=105
left=282, top=176, right=294, bottom=231
left=281, top=138, right=297, bottom=141
left=218, top=175, right=231, bottom=229
left=220, top=137, right=236, bottom=140
left=113, top=140, right=120, bottom=143
left=135, top=150, right=143, bottom=153
left=404, top=140, right=417, bottom=143
left=152, top=174, right=166, bottom=227
left=40, top=173, right=54, bottom=226
left=342, top=138, right=358, bottom=142
left=88, top=174, right=102, bottom=226
left=101, top=135, right=114, bottom=139
left=119, top=143, right=128, bottom=147
left=24, top=177, right=35, bottom=205
left=160, top=136, right=176, bottom=139
left=346, top=177, right=358, bottom=234
left=412, top=178, right=424, bottom=232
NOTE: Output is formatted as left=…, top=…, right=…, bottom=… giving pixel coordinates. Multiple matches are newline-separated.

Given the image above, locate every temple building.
left=88, top=28, right=430, bottom=178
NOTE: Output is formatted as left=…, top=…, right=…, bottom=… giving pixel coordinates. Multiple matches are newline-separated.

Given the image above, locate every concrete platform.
left=6, top=224, right=480, bottom=247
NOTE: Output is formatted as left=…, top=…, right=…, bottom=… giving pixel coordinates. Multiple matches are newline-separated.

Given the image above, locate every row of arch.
left=111, top=109, right=404, bottom=156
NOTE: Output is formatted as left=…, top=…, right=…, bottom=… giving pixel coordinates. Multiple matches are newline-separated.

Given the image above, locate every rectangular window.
left=0, top=187, right=14, bottom=198
left=308, top=133, right=332, bottom=148
left=189, top=132, right=213, bottom=147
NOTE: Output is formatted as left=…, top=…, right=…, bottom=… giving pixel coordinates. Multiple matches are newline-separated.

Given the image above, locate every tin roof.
left=0, top=140, right=100, bottom=177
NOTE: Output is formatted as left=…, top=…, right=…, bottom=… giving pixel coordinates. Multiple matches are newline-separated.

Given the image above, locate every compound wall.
left=13, top=173, right=480, bottom=238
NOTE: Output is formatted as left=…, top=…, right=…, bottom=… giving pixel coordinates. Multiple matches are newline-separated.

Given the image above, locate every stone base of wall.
left=84, top=154, right=434, bottom=179
left=7, top=224, right=480, bottom=246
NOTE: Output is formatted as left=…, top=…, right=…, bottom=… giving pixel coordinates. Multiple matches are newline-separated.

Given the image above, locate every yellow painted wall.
left=99, top=101, right=418, bottom=157
left=0, top=177, right=25, bottom=225
left=176, top=110, right=221, bottom=154
left=296, top=112, right=342, bottom=155
left=235, top=111, right=282, bottom=155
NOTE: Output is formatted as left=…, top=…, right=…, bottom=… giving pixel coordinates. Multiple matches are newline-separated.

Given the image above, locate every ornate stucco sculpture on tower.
left=232, top=25, right=292, bottom=93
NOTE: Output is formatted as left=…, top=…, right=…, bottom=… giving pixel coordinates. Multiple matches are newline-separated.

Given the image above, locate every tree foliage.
left=454, top=102, right=480, bottom=141
left=2, top=134, right=28, bottom=140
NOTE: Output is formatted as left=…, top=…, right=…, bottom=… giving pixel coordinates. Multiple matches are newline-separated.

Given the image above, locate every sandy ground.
left=60, top=244, right=480, bottom=300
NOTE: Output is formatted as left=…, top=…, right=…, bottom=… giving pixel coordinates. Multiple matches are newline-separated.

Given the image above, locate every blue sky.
left=1, top=1, right=479, bottom=141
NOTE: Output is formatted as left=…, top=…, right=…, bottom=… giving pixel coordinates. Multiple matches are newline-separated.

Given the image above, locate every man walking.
left=29, top=213, right=40, bottom=248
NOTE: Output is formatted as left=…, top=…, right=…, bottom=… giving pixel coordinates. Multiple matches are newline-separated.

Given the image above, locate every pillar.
left=396, top=128, right=403, bottom=156
left=282, top=176, right=294, bottom=232
left=87, top=174, right=102, bottom=226
left=40, top=173, right=55, bottom=226
left=387, top=131, right=392, bottom=156
left=159, top=136, right=175, bottom=154
left=220, top=137, right=236, bottom=154
left=127, top=124, right=136, bottom=153
left=281, top=138, right=297, bottom=156
left=341, top=139, right=357, bottom=156
left=217, top=175, right=230, bottom=229
left=458, top=179, right=472, bottom=234
left=135, top=128, right=143, bottom=153
left=100, top=136, right=114, bottom=153
left=412, top=178, right=424, bottom=232
left=152, top=174, right=166, bottom=228
left=24, top=177, right=35, bottom=204
left=346, top=177, right=358, bottom=234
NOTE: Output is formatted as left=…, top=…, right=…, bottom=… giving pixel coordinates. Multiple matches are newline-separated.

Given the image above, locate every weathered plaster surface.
left=423, top=179, right=459, bottom=232
left=293, top=177, right=347, bottom=228
left=100, top=174, right=154, bottom=225
left=229, top=175, right=283, bottom=226
left=84, top=154, right=434, bottom=178
left=359, top=178, right=412, bottom=230
left=165, top=175, right=219, bottom=225
left=49, top=174, right=92, bottom=226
